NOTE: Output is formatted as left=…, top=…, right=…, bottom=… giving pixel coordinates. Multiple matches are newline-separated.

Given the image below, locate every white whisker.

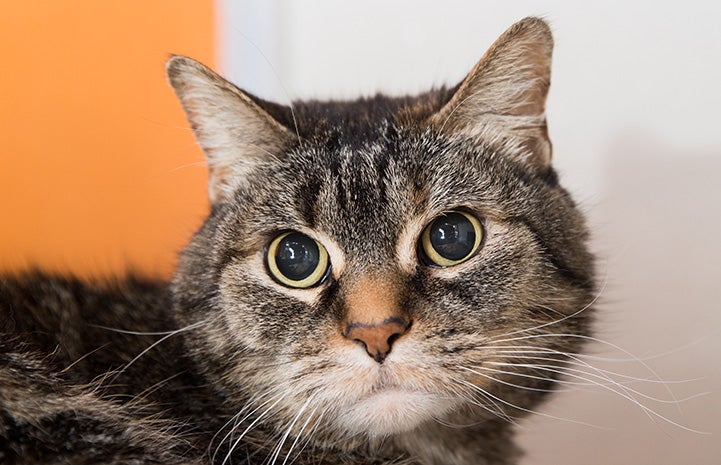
left=269, top=396, right=314, bottom=465
left=221, top=393, right=287, bottom=465
left=210, top=387, right=284, bottom=463
left=487, top=270, right=608, bottom=341
left=462, top=365, right=564, bottom=393
left=456, top=368, right=605, bottom=429
left=486, top=361, right=709, bottom=434
left=490, top=351, right=703, bottom=386
left=487, top=344, right=676, bottom=422
left=91, top=325, right=186, bottom=336
left=490, top=361, right=708, bottom=406
left=451, top=377, right=519, bottom=425
left=293, top=409, right=326, bottom=464
left=280, top=403, right=318, bottom=465
left=486, top=333, right=683, bottom=415
left=107, top=319, right=210, bottom=384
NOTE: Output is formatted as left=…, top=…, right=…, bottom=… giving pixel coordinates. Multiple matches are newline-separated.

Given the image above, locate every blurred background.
left=1, top=0, right=719, bottom=463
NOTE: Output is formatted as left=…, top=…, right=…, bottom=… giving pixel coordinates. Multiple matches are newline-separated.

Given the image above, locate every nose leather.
left=344, top=318, right=409, bottom=363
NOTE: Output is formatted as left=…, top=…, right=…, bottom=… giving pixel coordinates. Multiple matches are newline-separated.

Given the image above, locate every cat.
left=0, top=17, right=595, bottom=465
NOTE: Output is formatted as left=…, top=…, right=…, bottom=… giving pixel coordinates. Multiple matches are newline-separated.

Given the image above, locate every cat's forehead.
left=282, top=130, right=428, bottom=238
left=241, top=128, right=500, bottom=253
left=296, top=129, right=457, bottom=200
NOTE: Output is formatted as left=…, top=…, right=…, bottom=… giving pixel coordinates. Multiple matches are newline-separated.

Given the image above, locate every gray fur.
left=1, top=18, right=594, bottom=465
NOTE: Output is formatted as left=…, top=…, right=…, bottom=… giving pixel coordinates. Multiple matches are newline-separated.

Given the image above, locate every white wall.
left=218, top=1, right=721, bottom=463
left=219, top=0, right=721, bottom=198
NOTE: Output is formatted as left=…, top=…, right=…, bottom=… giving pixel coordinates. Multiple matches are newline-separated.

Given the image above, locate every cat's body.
left=0, top=18, right=595, bottom=465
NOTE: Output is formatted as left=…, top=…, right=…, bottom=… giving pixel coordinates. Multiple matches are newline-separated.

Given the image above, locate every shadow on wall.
left=517, top=133, right=721, bottom=465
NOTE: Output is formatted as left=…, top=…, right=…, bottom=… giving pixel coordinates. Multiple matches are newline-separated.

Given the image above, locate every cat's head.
left=168, top=17, right=594, bottom=452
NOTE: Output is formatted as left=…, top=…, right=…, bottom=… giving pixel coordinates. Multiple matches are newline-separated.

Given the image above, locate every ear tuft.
left=166, top=56, right=294, bottom=204
left=429, top=17, right=554, bottom=165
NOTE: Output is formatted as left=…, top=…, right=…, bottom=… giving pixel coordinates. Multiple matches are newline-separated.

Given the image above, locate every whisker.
left=488, top=344, right=677, bottom=417
left=106, top=319, right=211, bottom=385
left=281, top=404, right=318, bottom=465
left=443, top=378, right=520, bottom=426
left=211, top=388, right=284, bottom=464
left=273, top=396, right=318, bottom=465
left=461, top=365, right=564, bottom=393
left=492, top=346, right=670, bottom=426
left=288, top=409, right=325, bottom=465
left=221, top=393, right=287, bottom=465
left=451, top=377, right=518, bottom=425
left=471, top=363, right=597, bottom=389
left=126, top=371, right=187, bottom=405
left=487, top=361, right=709, bottom=434
left=59, top=343, right=111, bottom=373
left=168, top=160, right=208, bottom=173
left=269, top=396, right=314, bottom=465
left=486, top=333, right=683, bottom=414
left=488, top=361, right=707, bottom=405
left=484, top=267, right=609, bottom=342
left=209, top=387, right=283, bottom=462
left=456, top=369, right=605, bottom=429
left=490, top=351, right=702, bottom=386
left=90, top=325, right=185, bottom=336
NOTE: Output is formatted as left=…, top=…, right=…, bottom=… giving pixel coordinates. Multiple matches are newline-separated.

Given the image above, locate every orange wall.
left=0, top=1, right=214, bottom=279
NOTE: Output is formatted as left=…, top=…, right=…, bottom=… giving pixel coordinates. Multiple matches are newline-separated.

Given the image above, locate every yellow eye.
left=420, top=211, right=483, bottom=267
left=266, top=232, right=330, bottom=288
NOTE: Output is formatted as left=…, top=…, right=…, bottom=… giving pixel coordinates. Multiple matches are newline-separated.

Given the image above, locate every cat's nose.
left=344, top=318, right=411, bottom=363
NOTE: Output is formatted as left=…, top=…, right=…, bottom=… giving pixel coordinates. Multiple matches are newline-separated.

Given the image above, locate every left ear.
left=429, top=17, right=554, bottom=165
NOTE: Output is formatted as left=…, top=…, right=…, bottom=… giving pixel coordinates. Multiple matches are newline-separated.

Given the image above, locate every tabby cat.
left=0, top=18, right=595, bottom=465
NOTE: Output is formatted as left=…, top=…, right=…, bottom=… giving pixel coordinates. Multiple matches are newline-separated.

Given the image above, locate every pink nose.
left=344, top=318, right=410, bottom=363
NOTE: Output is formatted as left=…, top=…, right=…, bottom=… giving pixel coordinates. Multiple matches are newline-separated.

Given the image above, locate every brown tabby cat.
left=0, top=18, right=595, bottom=465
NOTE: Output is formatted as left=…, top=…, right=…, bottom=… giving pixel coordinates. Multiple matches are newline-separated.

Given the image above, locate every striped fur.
left=1, top=18, right=594, bottom=465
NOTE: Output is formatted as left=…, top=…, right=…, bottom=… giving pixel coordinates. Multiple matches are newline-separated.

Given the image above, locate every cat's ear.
left=166, top=56, right=294, bottom=203
left=429, top=17, right=553, bottom=165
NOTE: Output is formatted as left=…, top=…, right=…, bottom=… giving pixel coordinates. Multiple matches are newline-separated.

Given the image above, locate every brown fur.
left=1, top=18, right=595, bottom=465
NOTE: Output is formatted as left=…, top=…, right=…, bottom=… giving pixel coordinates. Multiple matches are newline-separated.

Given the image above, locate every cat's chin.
left=333, top=387, right=454, bottom=437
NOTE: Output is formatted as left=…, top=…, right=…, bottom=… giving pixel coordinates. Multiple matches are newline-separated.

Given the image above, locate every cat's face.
left=169, top=17, right=594, bottom=447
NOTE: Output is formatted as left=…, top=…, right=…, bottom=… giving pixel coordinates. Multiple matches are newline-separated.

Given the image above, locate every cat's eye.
left=419, top=211, right=483, bottom=267
left=266, top=232, right=330, bottom=288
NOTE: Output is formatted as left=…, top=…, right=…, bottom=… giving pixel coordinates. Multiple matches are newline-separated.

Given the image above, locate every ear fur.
left=429, top=17, right=554, bottom=165
left=166, top=56, right=294, bottom=204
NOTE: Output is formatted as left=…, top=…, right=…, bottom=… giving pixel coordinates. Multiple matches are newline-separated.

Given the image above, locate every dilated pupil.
left=429, top=212, right=476, bottom=260
left=275, top=233, right=320, bottom=281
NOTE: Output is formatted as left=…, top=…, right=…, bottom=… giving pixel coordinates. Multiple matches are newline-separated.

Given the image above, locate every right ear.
left=166, top=56, right=294, bottom=204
